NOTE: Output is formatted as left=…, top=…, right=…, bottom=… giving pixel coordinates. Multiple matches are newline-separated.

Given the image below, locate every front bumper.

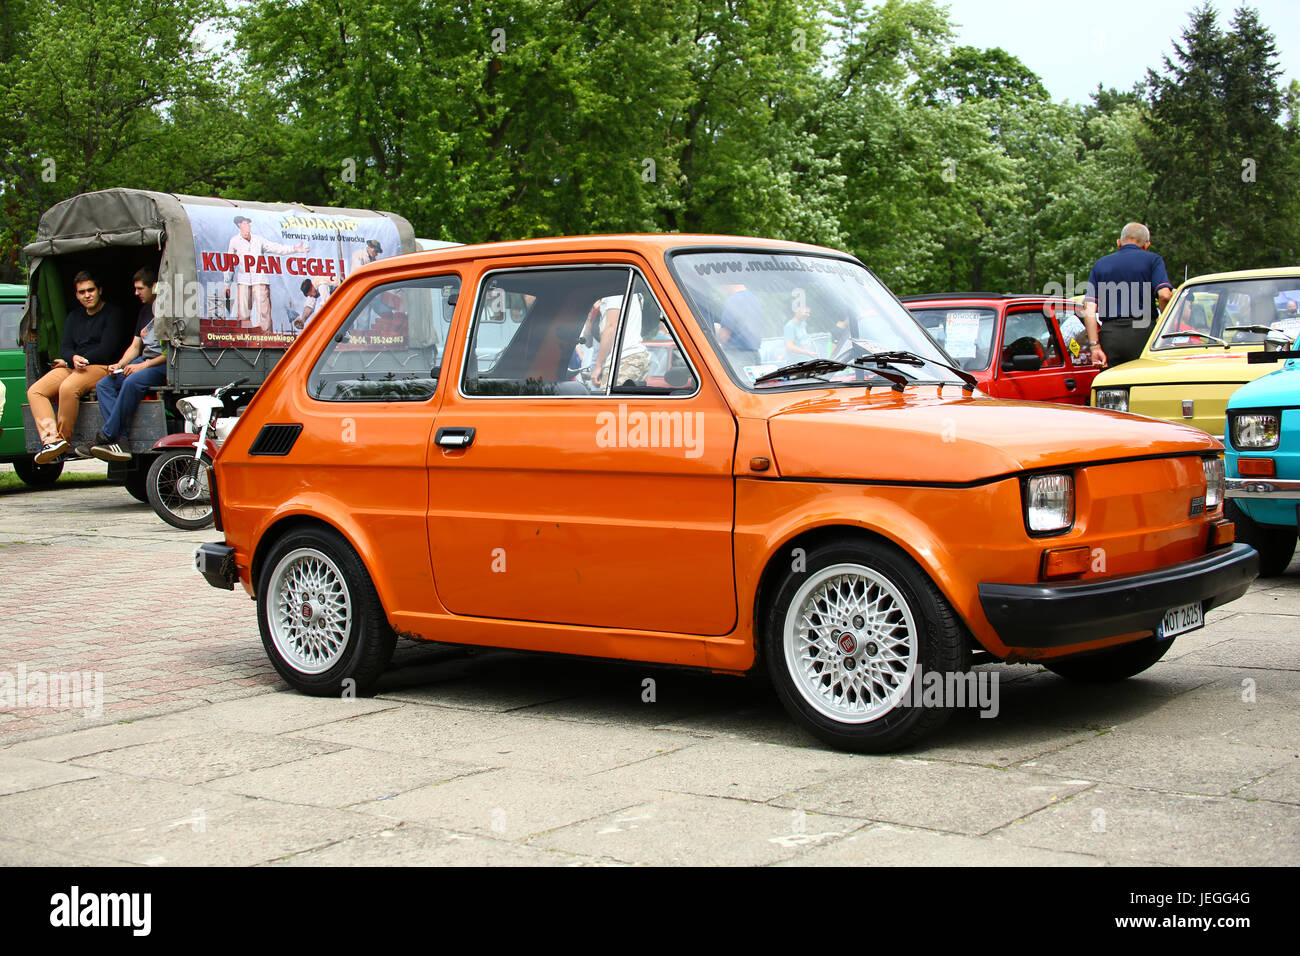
left=1227, top=477, right=1300, bottom=500
left=978, top=543, right=1258, bottom=649
left=195, top=542, right=237, bottom=590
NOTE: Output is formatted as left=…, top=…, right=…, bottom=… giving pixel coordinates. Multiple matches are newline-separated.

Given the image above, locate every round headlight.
left=176, top=398, right=198, bottom=425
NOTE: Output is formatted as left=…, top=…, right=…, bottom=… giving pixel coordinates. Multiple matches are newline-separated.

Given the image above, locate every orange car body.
left=198, top=235, right=1256, bottom=749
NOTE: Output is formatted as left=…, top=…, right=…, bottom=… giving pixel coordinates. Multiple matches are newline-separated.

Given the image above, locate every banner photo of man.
left=182, top=204, right=402, bottom=348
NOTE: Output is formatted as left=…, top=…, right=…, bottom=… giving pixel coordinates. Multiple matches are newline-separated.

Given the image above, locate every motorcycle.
left=146, top=378, right=249, bottom=529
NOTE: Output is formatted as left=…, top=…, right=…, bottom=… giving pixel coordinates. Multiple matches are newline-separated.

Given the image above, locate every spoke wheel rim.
left=157, top=456, right=210, bottom=520
left=783, top=563, right=918, bottom=724
left=267, top=548, right=353, bottom=674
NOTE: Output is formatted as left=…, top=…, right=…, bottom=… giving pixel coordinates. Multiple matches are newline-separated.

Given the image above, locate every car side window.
left=0, top=302, right=22, bottom=349
left=608, top=274, right=697, bottom=394
left=1003, top=311, right=1063, bottom=369
left=307, top=274, right=459, bottom=402
left=463, top=267, right=632, bottom=396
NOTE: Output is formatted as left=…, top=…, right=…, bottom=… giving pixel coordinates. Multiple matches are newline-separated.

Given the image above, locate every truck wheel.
left=124, top=462, right=152, bottom=503
left=763, top=537, right=967, bottom=753
left=1044, top=636, right=1174, bottom=682
left=12, top=456, right=63, bottom=486
left=147, top=449, right=214, bottom=530
left=1226, top=500, right=1296, bottom=577
left=257, top=526, right=396, bottom=696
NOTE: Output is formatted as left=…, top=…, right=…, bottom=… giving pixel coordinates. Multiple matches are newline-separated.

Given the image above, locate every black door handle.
left=435, top=427, right=476, bottom=448
left=1064, top=378, right=1077, bottom=390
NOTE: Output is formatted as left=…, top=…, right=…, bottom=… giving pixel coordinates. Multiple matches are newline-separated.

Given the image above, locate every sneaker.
left=71, top=443, right=94, bottom=460
left=90, top=440, right=131, bottom=463
left=34, top=440, right=68, bottom=464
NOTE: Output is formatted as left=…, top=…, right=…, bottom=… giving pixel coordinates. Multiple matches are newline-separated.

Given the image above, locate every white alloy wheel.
left=782, top=563, right=919, bottom=723
left=267, top=547, right=354, bottom=675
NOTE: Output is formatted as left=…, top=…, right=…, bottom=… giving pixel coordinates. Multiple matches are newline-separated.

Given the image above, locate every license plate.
left=1157, top=601, right=1203, bottom=641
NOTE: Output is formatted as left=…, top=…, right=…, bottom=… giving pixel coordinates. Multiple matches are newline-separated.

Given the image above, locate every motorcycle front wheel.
left=147, top=449, right=214, bottom=530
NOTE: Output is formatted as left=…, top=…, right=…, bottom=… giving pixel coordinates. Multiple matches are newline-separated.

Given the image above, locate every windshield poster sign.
left=180, top=203, right=401, bottom=348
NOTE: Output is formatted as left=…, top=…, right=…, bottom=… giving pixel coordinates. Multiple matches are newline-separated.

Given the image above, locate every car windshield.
left=1152, top=276, right=1300, bottom=351
left=907, top=307, right=998, bottom=371
left=671, top=250, right=953, bottom=387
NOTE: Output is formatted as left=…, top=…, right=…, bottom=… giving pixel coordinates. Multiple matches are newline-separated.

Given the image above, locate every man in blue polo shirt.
left=1083, top=222, right=1173, bottom=369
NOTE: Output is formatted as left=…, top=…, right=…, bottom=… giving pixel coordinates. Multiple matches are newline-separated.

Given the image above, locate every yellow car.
left=1091, top=267, right=1300, bottom=437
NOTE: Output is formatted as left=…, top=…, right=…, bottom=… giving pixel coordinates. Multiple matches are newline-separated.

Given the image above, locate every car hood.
left=1093, top=351, right=1264, bottom=387
left=766, top=394, right=1218, bottom=483
left=1228, top=364, right=1300, bottom=409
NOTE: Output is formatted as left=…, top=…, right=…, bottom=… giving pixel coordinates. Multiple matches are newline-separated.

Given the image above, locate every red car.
left=901, top=294, right=1101, bottom=405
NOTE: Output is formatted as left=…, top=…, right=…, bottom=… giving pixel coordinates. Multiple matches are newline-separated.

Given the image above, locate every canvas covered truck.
left=18, top=189, right=417, bottom=499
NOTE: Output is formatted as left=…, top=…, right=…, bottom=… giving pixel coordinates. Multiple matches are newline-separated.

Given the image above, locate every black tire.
left=1226, top=499, right=1296, bottom=577
left=12, top=456, right=63, bottom=486
left=146, top=449, right=213, bottom=529
left=257, top=526, right=397, bottom=696
left=763, top=537, right=968, bottom=753
left=123, top=462, right=152, bottom=503
left=1044, top=636, right=1175, bottom=682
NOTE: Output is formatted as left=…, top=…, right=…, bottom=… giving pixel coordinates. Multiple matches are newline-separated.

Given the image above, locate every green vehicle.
left=0, top=282, right=64, bottom=484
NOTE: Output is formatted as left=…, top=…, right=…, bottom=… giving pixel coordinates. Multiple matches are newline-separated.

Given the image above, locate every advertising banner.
left=181, top=203, right=401, bottom=348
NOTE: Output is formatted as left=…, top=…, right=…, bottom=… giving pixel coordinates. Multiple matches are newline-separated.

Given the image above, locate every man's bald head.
left=1120, top=222, right=1150, bottom=245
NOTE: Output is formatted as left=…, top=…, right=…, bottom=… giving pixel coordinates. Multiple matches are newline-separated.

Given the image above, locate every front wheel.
left=12, top=456, right=63, bottom=486
left=763, top=537, right=968, bottom=753
left=1226, top=500, right=1296, bottom=577
left=146, top=449, right=213, bottom=529
left=257, top=526, right=396, bottom=696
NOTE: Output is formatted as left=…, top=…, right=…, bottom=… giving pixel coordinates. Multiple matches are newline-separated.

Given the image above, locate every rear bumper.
left=195, top=542, right=237, bottom=590
left=978, top=543, right=1258, bottom=649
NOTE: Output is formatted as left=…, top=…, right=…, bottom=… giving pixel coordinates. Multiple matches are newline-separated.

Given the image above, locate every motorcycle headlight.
left=1229, top=412, right=1280, bottom=450
left=1023, top=473, right=1075, bottom=535
left=1094, top=388, right=1129, bottom=412
left=1202, top=456, right=1224, bottom=509
left=177, top=398, right=199, bottom=425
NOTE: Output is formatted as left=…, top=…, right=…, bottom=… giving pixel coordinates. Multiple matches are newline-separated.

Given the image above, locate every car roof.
left=1180, top=266, right=1300, bottom=285
left=380, top=234, right=858, bottom=266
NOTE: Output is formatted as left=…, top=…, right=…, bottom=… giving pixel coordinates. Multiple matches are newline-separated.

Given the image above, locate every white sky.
left=944, top=0, right=1300, bottom=104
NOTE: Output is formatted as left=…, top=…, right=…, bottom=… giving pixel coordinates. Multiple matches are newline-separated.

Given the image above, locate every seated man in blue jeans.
left=89, top=268, right=166, bottom=462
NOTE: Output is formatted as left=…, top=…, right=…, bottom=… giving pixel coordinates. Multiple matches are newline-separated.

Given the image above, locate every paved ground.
left=1, top=460, right=1297, bottom=866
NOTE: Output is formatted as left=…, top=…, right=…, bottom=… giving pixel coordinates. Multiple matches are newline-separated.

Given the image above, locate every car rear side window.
left=0, top=302, right=22, bottom=349
left=307, top=275, right=459, bottom=402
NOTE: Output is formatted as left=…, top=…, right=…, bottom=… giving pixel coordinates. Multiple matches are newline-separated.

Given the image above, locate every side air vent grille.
left=248, top=423, right=303, bottom=457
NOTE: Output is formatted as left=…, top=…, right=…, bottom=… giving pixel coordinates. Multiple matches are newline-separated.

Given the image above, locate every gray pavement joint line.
left=973, top=780, right=1103, bottom=838
left=224, top=763, right=503, bottom=813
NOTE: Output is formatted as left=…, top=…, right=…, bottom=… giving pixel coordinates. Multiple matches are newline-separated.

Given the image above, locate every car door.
left=426, top=258, right=738, bottom=636
left=994, top=305, right=1080, bottom=404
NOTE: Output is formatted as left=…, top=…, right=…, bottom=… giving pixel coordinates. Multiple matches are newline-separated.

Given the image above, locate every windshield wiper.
left=853, top=350, right=977, bottom=394
left=752, top=358, right=848, bottom=385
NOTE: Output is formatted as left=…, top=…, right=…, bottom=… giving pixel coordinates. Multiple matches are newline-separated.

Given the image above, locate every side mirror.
left=1264, top=328, right=1293, bottom=352
left=1002, top=353, right=1043, bottom=372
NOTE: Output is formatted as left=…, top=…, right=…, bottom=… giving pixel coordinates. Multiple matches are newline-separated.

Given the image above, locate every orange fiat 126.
left=195, top=236, right=1257, bottom=752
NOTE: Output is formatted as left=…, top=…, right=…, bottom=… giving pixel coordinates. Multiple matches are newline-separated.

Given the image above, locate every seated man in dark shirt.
left=28, top=271, right=128, bottom=463
left=89, top=267, right=167, bottom=462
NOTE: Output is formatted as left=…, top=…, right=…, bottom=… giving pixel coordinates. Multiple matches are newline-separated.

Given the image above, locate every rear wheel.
left=1226, top=500, right=1296, bottom=577
left=257, top=526, right=396, bottom=696
left=146, top=449, right=213, bottom=529
left=763, top=537, right=968, bottom=753
left=1044, top=636, right=1175, bottom=682
left=12, top=456, right=63, bottom=486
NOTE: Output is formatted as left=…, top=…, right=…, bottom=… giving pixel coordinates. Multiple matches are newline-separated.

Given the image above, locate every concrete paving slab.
left=997, top=783, right=1300, bottom=866
left=158, top=692, right=402, bottom=735
left=592, top=738, right=862, bottom=802
left=203, top=747, right=484, bottom=808
left=285, top=704, right=540, bottom=757
left=273, top=822, right=604, bottom=867
left=774, top=822, right=1110, bottom=866
left=69, top=730, right=346, bottom=785
left=1112, top=671, right=1300, bottom=747
left=354, top=767, right=654, bottom=841
left=1237, top=759, right=1300, bottom=805
left=770, top=759, right=1095, bottom=835
left=0, top=754, right=100, bottom=796
left=529, top=793, right=864, bottom=866
left=439, top=720, right=703, bottom=775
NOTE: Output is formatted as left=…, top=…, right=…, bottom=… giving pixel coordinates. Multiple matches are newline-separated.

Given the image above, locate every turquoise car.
left=1225, top=349, right=1300, bottom=575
